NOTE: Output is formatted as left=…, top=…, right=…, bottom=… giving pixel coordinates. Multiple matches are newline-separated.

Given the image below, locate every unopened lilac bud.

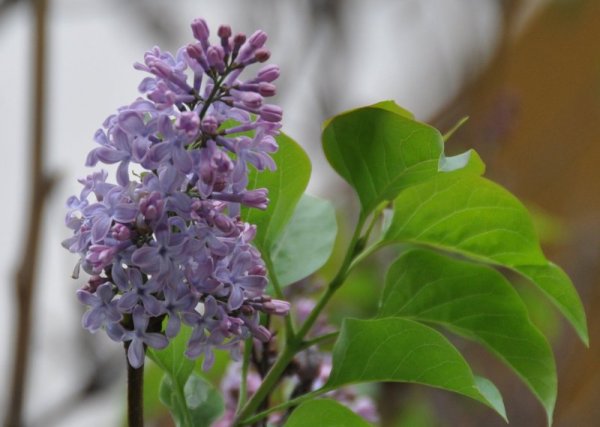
left=191, top=18, right=210, bottom=43
left=241, top=188, right=268, bottom=209
left=263, top=299, right=291, bottom=316
left=150, top=60, right=172, bottom=79
left=240, top=92, right=263, bottom=109
left=186, top=43, right=203, bottom=59
left=207, top=46, right=225, bottom=73
left=218, top=25, right=232, bottom=55
left=248, top=264, right=267, bottom=276
left=84, top=275, right=108, bottom=293
left=139, top=191, right=164, bottom=221
left=258, top=82, right=276, bottom=97
left=214, top=214, right=235, bottom=234
left=218, top=25, right=232, bottom=39
left=254, top=48, right=270, bottom=63
left=248, top=30, right=267, bottom=48
left=111, top=223, right=131, bottom=241
left=255, top=325, right=272, bottom=342
left=176, top=111, right=200, bottom=137
left=232, top=33, right=246, bottom=59
left=86, top=244, right=118, bottom=273
left=257, top=64, right=280, bottom=83
left=260, top=104, right=283, bottom=122
left=201, top=115, right=219, bottom=134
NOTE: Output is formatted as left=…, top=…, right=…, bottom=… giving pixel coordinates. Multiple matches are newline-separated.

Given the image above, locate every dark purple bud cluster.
left=63, top=18, right=288, bottom=369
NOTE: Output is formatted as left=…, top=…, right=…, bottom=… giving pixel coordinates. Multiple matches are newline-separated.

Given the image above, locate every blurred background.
left=0, top=0, right=598, bottom=426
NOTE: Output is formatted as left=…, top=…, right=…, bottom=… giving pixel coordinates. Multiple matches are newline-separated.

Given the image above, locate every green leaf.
left=379, top=249, right=556, bottom=421
left=321, top=100, right=414, bottom=129
left=383, top=174, right=546, bottom=266
left=382, top=173, right=588, bottom=344
left=160, top=373, right=224, bottom=427
left=324, top=317, right=507, bottom=421
left=285, top=399, right=373, bottom=427
left=368, top=100, right=415, bottom=119
left=147, top=326, right=194, bottom=388
left=242, top=132, right=311, bottom=254
left=322, top=104, right=443, bottom=215
left=515, top=263, right=588, bottom=346
left=474, top=376, right=506, bottom=420
left=269, top=194, right=337, bottom=286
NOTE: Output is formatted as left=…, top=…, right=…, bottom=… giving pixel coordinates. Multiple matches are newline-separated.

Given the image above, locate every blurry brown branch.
left=3, top=0, right=54, bottom=426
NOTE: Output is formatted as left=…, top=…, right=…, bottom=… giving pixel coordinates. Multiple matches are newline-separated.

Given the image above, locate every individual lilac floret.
left=63, top=17, right=286, bottom=369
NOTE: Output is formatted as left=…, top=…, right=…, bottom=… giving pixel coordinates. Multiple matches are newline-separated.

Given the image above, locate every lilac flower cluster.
left=63, top=18, right=289, bottom=369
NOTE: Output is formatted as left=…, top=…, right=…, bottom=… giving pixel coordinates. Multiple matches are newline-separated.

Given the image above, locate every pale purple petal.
left=127, top=340, right=146, bottom=368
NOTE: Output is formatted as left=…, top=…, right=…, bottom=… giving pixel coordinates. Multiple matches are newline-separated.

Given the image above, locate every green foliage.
left=383, top=174, right=546, bottom=265
left=149, top=101, right=587, bottom=427
left=160, top=374, right=224, bottom=427
left=148, top=327, right=224, bottom=426
left=322, top=103, right=443, bottom=215
left=323, top=318, right=507, bottom=421
left=285, top=399, right=374, bottom=427
left=243, top=132, right=311, bottom=254
left=381, top=173, right=587, bottom=344
left=379, top=249, right=556, bottom=420
left=314, top=102, right=586, bottom=426
left=270, top=194, right=337, bottom=286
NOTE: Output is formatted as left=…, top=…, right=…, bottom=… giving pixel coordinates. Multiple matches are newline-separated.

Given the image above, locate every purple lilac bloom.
left=63, top=18, right=287, bottom=369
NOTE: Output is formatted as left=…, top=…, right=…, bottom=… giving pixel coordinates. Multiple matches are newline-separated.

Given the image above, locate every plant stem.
left=264, top=255, right=295, bottom=340
left=238, top=389, right=326, bottom=426
left=233, top=213, right=367, bottom=425
left=4, top=1, right=51, bottom=426
left=126, top=349, right=145, bottom=427
left=237, top=339, right=253, bottom=413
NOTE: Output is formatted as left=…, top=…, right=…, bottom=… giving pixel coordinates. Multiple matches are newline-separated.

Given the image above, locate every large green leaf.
left=379, top=249, right=556, bottom=421
left=322, top=104, right=443, bottom=215
left=383, top=174, right=546, bottom=265
left=515, top=263, right=588, bottom=346
left=381, top=173, right=588, bottom=343
left=243, top=132, right=311, bottom=254
left=269, top=194, right=337, bottom=286
left=159, top=373, right=224, bottom=427
left=324, top=318, right=507, bottom=421
left=285, top=399, right=373, bottom=427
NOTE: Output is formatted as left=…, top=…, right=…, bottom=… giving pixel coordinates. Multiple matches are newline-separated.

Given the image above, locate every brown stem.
left=3, top=0, right=51, bottom=426
left=126, top=347, right=145, bottom=427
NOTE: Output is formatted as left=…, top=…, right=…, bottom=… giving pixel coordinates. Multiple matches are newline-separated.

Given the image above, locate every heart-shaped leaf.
left=270, top=194, right=337, bottom=286
left=243, top=132, right=311, bottom=254
left=322, top=104, right=443, bottom=215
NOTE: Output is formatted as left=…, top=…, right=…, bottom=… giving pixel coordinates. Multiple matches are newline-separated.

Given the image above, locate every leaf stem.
left=237, top=339, right=253, bottom=414
left=299, top=331, right=339, bottom=351
left=264, top=255, right=295, bottom=340
left=238, top=389, right=327, bottom=426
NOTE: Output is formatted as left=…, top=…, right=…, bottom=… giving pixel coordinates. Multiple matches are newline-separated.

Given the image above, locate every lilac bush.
left=63, top=18, right=288, bottom=370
